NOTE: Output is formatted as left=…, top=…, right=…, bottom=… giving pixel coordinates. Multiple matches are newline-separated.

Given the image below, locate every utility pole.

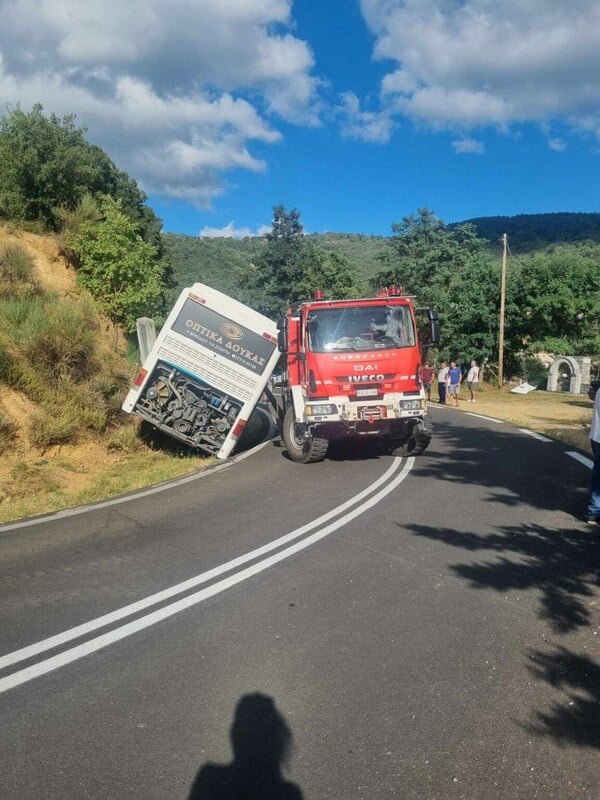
left=498, top=233, right=507, bottom=387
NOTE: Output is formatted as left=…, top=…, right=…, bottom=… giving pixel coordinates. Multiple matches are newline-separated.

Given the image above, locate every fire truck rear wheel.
left=282, top=407, right=328, bottom=463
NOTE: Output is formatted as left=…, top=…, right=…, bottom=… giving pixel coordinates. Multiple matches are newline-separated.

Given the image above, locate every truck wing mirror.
left=428, top=308, right=440, bottom=346
left=417, top=307, right=440, bottom=348
left=277, top=317, right=288, bottom=353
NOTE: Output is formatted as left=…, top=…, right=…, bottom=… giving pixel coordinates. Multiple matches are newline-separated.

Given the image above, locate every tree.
left=67, top=196, right=167, bottom=338
left=266, top=204, right=303, bottom=242
left=297, top=250, right=357, bottom=301
left=253, top=204, right=356, bottom=316
left=373, top=208, right=484, bottom=306
left=373, top=208, right=494, bottom=364
left=507, top=246, right=600, bottom=356
left=442, top=253, right=504, bottom=367
left=0, top=104, right=163, bottom=246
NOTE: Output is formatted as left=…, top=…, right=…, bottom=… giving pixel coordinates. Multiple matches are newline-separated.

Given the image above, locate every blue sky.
left=1, top=1, right=599, bottom=237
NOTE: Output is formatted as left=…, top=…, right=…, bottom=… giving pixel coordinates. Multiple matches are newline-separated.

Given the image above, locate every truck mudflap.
left=387, top=414, right=433, bottom=457
left=412, top=414, right=433, bottom=454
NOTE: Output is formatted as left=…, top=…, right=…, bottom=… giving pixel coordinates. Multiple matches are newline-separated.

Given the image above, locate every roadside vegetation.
left=0, top=236, right=209, bottom=525
left=0, top=103, right=598, bottom=525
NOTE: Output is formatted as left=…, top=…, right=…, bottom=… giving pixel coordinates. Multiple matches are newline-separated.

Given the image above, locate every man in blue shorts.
left=447, top=361, right=462, bottom=407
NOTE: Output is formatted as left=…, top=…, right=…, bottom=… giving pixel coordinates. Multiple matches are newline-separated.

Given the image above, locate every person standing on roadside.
left=466, top=360, right=480, bottom=403
left=585, top=383, right=600, bottom=526
left=437, top=361, right=449, bottom=405
left=447, top=361, right=462, bottom=407
left=421, top=362, right=433, bottom=401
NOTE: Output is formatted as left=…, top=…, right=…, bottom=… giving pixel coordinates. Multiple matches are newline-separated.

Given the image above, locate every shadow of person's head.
left=231, top=693, right=292, bottom=772
left=189, top=693, right=303, bottom=799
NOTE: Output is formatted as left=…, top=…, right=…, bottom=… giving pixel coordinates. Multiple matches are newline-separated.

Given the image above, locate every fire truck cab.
left=277, top=287, right=439, bottom=463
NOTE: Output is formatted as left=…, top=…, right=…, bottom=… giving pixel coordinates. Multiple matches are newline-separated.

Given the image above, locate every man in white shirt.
left=437, top=361, right=449, bottom=405
left=466, top=360, right=479, bottom=402
left=586, top=383, right=600, bottom=525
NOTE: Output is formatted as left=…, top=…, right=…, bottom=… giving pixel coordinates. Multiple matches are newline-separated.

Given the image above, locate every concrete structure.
left=546, top=356, right=591, bottom=394
left=136, top=317, right=157, bottom=363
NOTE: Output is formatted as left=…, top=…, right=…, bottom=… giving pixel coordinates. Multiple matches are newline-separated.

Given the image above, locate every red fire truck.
left=276, top=286, right=439, bottom=463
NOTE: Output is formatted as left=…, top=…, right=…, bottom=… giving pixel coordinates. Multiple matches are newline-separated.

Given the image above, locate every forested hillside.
left=164, top=210, right=600, bottom=291
left=459, top=212, right=600, bottom=251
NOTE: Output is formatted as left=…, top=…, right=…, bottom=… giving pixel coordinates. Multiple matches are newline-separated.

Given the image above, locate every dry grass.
left=0, top=447, right=208, bottom=524
left=449, top=383, right=593, bottom=453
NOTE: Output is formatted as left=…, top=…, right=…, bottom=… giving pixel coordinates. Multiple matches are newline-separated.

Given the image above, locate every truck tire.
left=282, top=407, right=329, bottom=463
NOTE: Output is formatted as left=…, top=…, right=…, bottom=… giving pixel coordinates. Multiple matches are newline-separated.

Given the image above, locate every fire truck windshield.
left=306, top=305, right=415, bottom=352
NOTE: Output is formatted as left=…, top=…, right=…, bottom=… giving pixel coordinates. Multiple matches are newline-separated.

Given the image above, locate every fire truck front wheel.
left=282, top=407, right=329, bottom=463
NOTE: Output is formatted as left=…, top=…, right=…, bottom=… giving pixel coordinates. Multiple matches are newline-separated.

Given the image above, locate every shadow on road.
left=400, top=413, right=600, bottom=748
left=524, top=646, right=600, bottom=748
left=188, top=693, right=303, bottom=799
left=403, top=521, right=599, bottom=634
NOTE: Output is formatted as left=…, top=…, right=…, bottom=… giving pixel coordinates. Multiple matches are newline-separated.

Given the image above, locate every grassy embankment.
left=0, top=230, right=210, bottom=526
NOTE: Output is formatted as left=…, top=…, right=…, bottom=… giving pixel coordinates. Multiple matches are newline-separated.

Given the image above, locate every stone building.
left=546, top=356, right=592, bottom=394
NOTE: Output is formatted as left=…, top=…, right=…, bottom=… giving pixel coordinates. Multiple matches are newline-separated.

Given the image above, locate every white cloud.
left=200, top=221, right=270, bottom=238
left=0, top=0, right=320, bottom=207
left=337, top=91, right=393, bottom=143
left=548, top=137, right=567, bottom=152
left=360, top=0, right=600, bottom=141
left=452, top=138, right=485, bottom=155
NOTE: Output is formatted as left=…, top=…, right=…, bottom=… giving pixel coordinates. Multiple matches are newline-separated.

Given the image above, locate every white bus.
left=122, top=283, right=280, bottom=458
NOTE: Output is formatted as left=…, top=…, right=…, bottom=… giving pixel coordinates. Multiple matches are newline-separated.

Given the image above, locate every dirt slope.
left=0, top=227, right=133, bottom=506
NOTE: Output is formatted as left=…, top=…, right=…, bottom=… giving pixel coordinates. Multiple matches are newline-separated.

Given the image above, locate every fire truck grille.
left=358, top=406, right=383, bottom=420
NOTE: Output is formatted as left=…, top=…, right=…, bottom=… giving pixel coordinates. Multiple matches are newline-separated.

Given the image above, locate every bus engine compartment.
left=134, top=361, right=242, bottom=454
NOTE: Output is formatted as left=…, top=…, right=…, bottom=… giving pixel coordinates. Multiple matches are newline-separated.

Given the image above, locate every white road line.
left=0, top=459, right=403, bottom=672
left=464, top=413, right=505, bottom=424
left=518, top=429, right=552, bottom=442
left=566, top=451, right=593, bottom=469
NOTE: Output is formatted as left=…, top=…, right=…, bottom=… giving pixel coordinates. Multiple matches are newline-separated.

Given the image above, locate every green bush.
left=2, top=360, right=54, bottom=404
left=107, top=423, right=143, bottom=453
left=11, top=294, right=99, bottom=383
left=29, top=408, right=80, bottom=450
left=87, top=366, right=130, bottom=420
left=0, top=410, right=17, bottom=454
left=0, top=336, right=13, bottom=381
left=0, top=243, right=35, bottom=283
left=522, top=355, right=550, bottom=388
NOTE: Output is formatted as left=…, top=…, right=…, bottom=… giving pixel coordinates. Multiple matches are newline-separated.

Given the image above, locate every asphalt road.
left=0, top=405, right=599, bottom=799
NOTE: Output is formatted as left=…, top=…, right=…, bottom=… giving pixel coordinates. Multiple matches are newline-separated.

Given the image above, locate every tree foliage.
left=67, top=196, right=167, bottom=334
left=507, top=246, right=600, bottom=355
left=372, top=209, right=496, bottom=364
left=0, top=104, right=163, bottom=249
left=371, top=209, right=600, bottom=374
left=162, top=209, right=600, bottom=376
left=253, top=204, right=356, bottom=316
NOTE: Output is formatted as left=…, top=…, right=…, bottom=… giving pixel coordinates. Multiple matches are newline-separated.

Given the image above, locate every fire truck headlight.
left=401, top=399, right=421, bottom=410
left=306, top=403, right=338, bottom=416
